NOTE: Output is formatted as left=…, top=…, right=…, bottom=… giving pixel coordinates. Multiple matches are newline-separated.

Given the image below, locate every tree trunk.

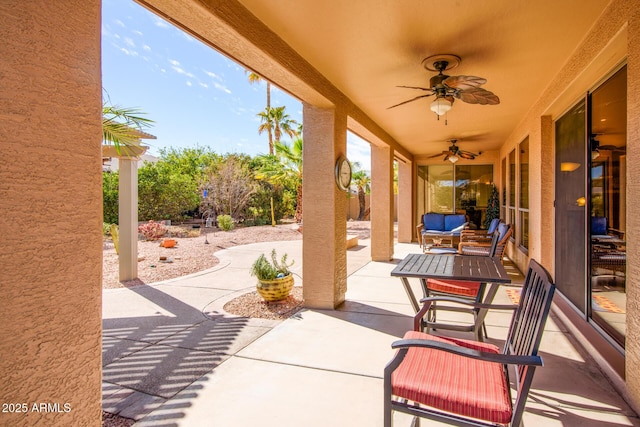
left=357, top=187, right=366, bottom=220
left=267, top=82, right=273, bottom=155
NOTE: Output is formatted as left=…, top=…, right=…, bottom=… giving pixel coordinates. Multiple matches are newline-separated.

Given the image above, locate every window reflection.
left=589, top=65, right=626, bottom=347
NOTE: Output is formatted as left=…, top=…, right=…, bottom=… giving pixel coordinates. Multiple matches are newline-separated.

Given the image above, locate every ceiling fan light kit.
left=430, top=97, right=452, bottom=116
left=448, top=154, right=459, bottom=163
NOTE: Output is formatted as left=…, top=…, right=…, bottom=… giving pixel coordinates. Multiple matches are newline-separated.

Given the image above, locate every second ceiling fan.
left=429, top=139, right=481, bottom=163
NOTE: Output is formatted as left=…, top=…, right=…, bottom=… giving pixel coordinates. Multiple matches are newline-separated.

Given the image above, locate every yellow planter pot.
left=256, top=275, right=294, bottom=302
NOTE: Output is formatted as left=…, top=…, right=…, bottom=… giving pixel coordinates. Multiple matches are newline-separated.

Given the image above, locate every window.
left=501, top=157, right=506, bottom=220
left=519, top=138, right=529, bottom=251
left=417, top=164, right=493, bottom=228
left=508, top=149, right=516, bottom=239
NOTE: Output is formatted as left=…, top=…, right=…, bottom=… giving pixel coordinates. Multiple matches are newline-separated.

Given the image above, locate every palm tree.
left=270, top=106, right=299, bottom=144
left=257, top=136, right=303, bottom=223
left=275, top=136, right=303, bottom=223
left=102, top=104, right=153, bottom=150
left=247, top=72, right=274, bottom=153
left=351, top=164, right=371, bottom=220
left=257, top=106, right=300, bottom=155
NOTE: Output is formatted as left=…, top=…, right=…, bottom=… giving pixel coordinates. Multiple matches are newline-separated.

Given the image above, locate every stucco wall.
left=0, top=1, right=103, bottom=426
left=624, top=4, right=640, bottom=409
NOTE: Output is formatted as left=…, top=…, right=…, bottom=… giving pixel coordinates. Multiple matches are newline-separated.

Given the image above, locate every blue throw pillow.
left=450, top=223, right=468, bottom=235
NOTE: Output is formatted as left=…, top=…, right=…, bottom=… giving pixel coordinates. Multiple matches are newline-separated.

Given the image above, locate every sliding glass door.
left=555, top=99, right=587, bottom=313
left=417, top=164, right=494, bottom=229
left=555, top=64, right=627, bottom=348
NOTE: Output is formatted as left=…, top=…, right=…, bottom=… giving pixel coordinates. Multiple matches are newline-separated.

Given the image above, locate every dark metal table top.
left=391, top=253, right=511, bottom=283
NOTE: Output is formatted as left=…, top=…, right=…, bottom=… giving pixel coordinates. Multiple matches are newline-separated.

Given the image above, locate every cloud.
left=133, top=30, right=143, bottom=36
left=124, top=37, right=135, bottom=48
left=153, top=16, right=170, bottom=29
left=115, top=19, right=125, bottom=28
left=203, top=70, right=223, bottom=81
left=143, top=45, right=151, bottom=52
left=119, top=47, right=139, bottom=57
left=213, top=82, right=231, bottom=94
left=199, top=82, right=209, bottom=89
left=186, top=81, right=193, bottom=87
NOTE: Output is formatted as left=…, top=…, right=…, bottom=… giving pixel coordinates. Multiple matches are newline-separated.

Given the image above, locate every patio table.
left=390, top=253, right=511, bottom=313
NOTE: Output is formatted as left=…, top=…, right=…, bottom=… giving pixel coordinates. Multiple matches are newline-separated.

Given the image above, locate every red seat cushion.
left=427, top=278, right=481, bottom=297
left=392, top=331, right=512, bottom=424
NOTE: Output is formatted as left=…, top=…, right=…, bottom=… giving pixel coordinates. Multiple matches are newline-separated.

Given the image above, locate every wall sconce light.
left=560, top=162, right=581, bottom=172
left=576, top=197, right=586, bottom=207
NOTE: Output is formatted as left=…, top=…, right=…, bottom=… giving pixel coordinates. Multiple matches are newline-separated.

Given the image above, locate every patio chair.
left=458, top=223, right=512, bottom=260
left=384, top=259, right=556, bottom=427
left=423, top=232, right=501, bottom=340
left=459, top=218, right=501, bottom=243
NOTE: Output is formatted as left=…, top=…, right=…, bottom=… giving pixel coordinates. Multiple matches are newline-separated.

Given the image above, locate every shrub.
left=250, top=249, right=294, bottom=280
left=138, top=220, right=168, bottom=240
left=217, top=214, right=234, bottom=231
left=103, top=222, right=113, bottom=236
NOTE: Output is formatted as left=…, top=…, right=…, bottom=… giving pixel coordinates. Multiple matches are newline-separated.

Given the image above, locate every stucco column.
left=0, top=1, right=103, bottom=425
left=371, top=145, right=395, bottom=261
left=302, top=103, right=348, bottom=308
left=625, top=9, right=640, bottom=409
left=396, top=160, right=414, bottom=243
left=119, top=158, right=139, bottom=281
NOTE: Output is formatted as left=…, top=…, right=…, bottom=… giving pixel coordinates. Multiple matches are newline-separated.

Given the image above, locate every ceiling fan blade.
left=427, top=151, right=449, bottom=158
left=458, top=152, right=476, bottom=160
left=397, top=85, right=434, bottom=92
left=443, top=153, right=450, bottom=161
left=599, top=145, right=626, bottom=152
left=459, top=149, right=480, bottom=157
left=387, top=94, right=432, bottom=109
left=443, top=75, right=487, bottom=90
left=454, top=87, right=500, bottom=105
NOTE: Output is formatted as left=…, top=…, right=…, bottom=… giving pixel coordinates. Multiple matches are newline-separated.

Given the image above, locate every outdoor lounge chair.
left=458, top=223, right=512, bottom=260
left=384, top=259, right=556, bottom=427
left=459, top=218, right=501, bottom=244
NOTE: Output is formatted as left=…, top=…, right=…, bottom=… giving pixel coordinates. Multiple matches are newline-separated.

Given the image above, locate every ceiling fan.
left=428, top=139, right=481, bottom=163
left=388, top=54, right=500, bottom=118
left=590, top=134, right=625, bottom=159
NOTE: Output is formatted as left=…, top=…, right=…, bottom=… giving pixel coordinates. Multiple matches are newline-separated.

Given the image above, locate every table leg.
left=473, top=282, right=501, bottom=341
left=400, top=277, right=420, bottom=313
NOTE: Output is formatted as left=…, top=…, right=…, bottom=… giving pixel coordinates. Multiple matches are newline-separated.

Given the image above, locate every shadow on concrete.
left=102, top=283, right=269, bottom=426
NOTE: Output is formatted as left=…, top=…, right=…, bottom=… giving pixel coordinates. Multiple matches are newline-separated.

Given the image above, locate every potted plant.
left=250, top=249, right=295, bottom=302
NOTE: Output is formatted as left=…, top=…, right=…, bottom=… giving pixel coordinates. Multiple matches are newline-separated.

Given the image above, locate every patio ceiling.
left=236, top=0, right=610, bottom=159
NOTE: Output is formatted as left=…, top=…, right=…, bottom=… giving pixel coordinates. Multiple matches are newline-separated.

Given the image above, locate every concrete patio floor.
left=102, top=238, right=640, bottom=426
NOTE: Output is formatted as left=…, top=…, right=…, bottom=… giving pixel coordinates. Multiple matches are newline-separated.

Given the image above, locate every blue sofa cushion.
left=487, top=218, right=500, bottom=234
left=423, top=213, right=445, bottom=232
left=497, top=223, right=510, bottom=240
left=444, top=214, right=467, bottom=231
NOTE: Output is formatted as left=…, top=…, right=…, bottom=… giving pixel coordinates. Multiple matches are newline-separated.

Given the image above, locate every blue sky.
left=101, top=0, right=371, bottom=171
